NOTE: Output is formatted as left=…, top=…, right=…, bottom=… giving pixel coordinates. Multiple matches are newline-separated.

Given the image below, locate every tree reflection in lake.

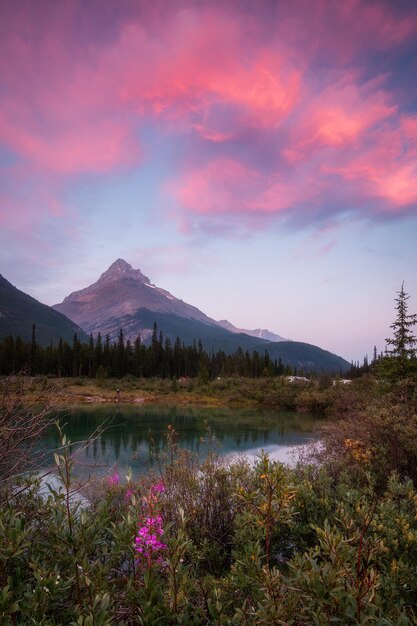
left=36, top=405, right=317, bottom=480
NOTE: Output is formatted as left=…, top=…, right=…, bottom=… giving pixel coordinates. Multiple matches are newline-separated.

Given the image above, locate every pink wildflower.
left=135, top=514, right=167, bottom=555
left=107, top=472, right=120, bottom=487
left=134, top=482, right=167, bottom=570
left=125, top=489, right=134, bottom=501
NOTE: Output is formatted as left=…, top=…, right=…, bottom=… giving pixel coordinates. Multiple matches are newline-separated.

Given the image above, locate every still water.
left=37, top=405, right=317, bottom=480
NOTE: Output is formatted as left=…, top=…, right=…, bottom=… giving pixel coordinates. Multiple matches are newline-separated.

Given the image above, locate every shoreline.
left=7, top=376, right=276, bottom=409
left=4, top=373, right=364, bottom=413
left=26, top=389, right=234, bottom=408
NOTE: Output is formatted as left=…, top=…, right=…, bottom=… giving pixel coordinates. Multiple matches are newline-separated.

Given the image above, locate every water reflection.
left=37, top=405, right=317, bottom=479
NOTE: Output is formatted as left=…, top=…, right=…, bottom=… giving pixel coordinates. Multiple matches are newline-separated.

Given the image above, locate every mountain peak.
left=54, top=258, right=217, bottom=339
left=99, top=259, right=150, bottom=284
left=107, top=258, right=132, bottom=272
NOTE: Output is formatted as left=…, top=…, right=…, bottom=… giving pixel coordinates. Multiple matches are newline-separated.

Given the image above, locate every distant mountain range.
left=52, top=259, right=349, bottom=372
left=0, top=260, right=349, bottom=372
left=216, top=319, right=287, bottom=342
left=0, top=274, right=88, bottom=345
left=53, top=259, right=287, bottom=344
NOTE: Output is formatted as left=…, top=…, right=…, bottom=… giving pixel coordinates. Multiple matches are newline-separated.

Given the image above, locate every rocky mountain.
left=53, top=259, right=350, bottom=372
left=0, top=274, right=88, bottom=345
left=53, top=259, right=219, bottom=340
left=217, top=319, right=287, bottom=342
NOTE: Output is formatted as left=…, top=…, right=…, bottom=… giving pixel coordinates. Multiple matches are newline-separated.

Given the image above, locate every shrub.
left=0, top=376, right=57, bottom=493
left=314, top=400, right=417, bottom=489
left=1, top=392, right=417, bottom=624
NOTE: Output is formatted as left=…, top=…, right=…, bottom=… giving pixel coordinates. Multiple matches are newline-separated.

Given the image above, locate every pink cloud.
left=95, top=12, right=301, bottom=138
left=377, top=167, right=417, bottom=207
left=170, top=106, right=417, bottom=225
left=169, top=68, right=417, bottom=221
left=170, top=158, right=307, bottom=216
left=0, top=4, right=301, bottom=176
left=277, top=0, right=417, bottom=65
left=322, top=114, right=417, bottom=210
left=283, top=75, right=396, bottom=162
left=0, top=113, right=140, bottom=175
left=0, top=0, right=416, bottom=242
left=1, top=1, right=415, bottom=166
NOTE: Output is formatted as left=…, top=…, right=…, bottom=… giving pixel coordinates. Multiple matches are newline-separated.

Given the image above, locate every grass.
left=3, top=372, right=380, bottom=414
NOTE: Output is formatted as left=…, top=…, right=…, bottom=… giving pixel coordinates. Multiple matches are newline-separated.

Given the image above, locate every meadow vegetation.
left=1, top=285, right=417, bottom=624
left=1, top=378, right=417, bottom=625
left=4, top=371, right=378, bottom=414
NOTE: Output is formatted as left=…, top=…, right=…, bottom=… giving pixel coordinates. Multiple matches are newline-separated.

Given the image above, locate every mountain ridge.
left=54, top=258, right=217, bottom=336
left=113, top=308, right=349, bottom=372
left=0, top=274, right=88, bottom=346
left=216, top=319, right=287, bottom=342
left=52, top=259, right=349, bottom=372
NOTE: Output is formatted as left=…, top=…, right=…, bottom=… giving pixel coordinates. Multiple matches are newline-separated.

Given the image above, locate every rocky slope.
left=53, top=259, right=219, bottom=339
left=0, top=274, right=88, bottom=345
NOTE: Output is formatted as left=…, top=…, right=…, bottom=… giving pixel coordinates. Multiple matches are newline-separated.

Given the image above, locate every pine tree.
left=382, top=283, right=417, bottom=381
left=95, top=332, right=103, bottom=370
left=88, top=334, right=94, bottom=377
left=133, top=335, right=142, bottom=377
left=103, top=335, right=111, bottom=376
left=29, top=323, right=37, bottom=375
left=72, top=333, right=82, bottom=377
left=115, top=329, right=125, bottom=377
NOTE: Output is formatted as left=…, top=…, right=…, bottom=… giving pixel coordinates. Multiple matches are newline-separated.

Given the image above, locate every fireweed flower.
left=125, top=488, right=134, bottom=501
left=107, top=472, right=120, bottom=486
left=135, top=514, right=167, bottom=554
left=134, top=482, right=166, bottom=569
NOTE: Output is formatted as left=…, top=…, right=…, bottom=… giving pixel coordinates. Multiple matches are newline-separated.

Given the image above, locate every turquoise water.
left=36, top=405, right=317, bottom=480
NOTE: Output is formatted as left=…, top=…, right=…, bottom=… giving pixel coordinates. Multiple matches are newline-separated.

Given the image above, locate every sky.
left=1, top=0, right=417, bottom=363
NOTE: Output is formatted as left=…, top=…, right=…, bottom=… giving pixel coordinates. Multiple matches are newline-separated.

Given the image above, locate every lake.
left=36, top=405, right=318, bottom=481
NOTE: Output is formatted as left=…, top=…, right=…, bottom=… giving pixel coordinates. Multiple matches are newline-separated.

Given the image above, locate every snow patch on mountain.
left=217, top=320, right=288, bottom=342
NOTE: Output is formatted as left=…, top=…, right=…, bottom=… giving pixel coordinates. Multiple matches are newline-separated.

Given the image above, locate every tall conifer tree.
left=383, top=283, right=417, bottom=381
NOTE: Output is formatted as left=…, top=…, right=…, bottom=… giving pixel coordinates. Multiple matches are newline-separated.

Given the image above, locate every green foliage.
left=236, top=453, right=295, bottom=566
left=0, top=322, right=348, bottom=379
left=378, top=283, right=417, bottom=384
left=314, top=400, right=417, bottom=489
left=1, top=387, right=417, bottom=624
left=3, top=286, right=417, bottom=622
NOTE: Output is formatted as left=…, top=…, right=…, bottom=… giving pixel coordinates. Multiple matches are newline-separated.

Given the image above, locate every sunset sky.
left=1, top=0, right=417, bottom=362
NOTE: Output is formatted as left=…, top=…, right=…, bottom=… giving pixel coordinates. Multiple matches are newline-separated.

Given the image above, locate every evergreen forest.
left=0, top=323, right=307, bottom=379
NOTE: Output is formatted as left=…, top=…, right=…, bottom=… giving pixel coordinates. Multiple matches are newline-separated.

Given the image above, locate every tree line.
left=2, top=283, right=415, bottom=382
left=0, top=322, right=297, bottom=380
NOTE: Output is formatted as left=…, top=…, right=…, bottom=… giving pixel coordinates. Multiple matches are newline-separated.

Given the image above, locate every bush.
left=0, top=376, right=57, bottom=493
left=313, top=399, right=417, bottom=489
left=1, top=391, right=417, bottom=624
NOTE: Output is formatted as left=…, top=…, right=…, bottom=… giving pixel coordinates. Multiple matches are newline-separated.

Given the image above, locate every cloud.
left=0, top=0, right=417, bottom=247
left=168, top=158, right=308, bottom=216
left=168, top=68, right=417, bottom=230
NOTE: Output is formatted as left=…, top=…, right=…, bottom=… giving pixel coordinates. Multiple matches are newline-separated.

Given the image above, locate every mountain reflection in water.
left=36, top=405, right=317, bottom=480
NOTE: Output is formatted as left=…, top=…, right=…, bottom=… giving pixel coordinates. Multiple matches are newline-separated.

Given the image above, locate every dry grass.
left=9, top=376, right=242, bottom=407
